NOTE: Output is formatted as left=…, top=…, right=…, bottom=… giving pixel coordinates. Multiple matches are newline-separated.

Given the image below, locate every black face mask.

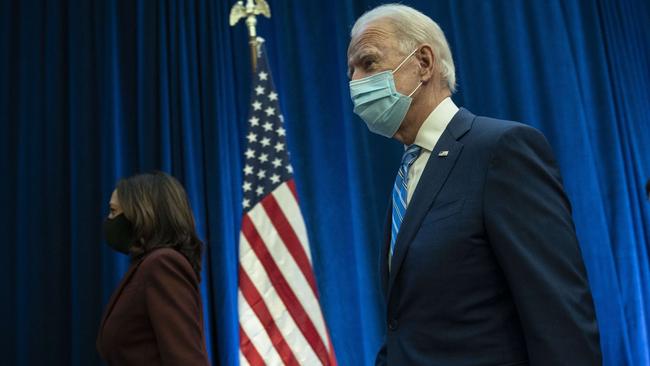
left=103, top=214, right=134, bottom=254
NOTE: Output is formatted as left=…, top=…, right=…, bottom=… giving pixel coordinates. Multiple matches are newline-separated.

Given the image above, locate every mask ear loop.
left=393, top=48, right=423, bottom=96
left=408, top=81, right=423, bottom=97
left=392, top=47, right=420, bottom=74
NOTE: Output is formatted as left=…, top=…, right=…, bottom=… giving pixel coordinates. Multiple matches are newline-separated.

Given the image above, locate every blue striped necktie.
left=390, top=144, right=422, bottom=268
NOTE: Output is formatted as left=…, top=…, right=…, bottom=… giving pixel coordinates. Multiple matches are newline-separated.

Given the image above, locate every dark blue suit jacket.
left=376, top=108, right=601, bottom=366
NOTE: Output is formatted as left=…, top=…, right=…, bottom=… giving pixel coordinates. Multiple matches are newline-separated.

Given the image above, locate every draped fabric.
left=237, top=49, right=337, bottom=365
left=0, top=0, right=648, bottom=365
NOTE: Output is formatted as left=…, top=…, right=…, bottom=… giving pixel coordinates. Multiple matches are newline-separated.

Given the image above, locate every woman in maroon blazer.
left=97, top=172, right=211, bottom=366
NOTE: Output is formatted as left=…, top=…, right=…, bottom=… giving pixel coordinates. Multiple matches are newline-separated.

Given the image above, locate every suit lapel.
left=98, top=259, right=144, bottom=331
left=386, top=108, right=474, bottom=299
left=380, top=201, right=392, bottom=296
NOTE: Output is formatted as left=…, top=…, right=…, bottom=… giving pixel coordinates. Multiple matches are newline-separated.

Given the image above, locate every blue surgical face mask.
left=349, top=48, right=422, bottom=138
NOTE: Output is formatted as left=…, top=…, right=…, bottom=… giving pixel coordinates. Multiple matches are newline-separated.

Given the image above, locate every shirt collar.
left=412, top=97, right=459, bottom=151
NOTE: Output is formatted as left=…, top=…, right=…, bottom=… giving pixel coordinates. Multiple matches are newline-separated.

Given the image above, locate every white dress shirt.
left=406, top=97, right=459, bottom=204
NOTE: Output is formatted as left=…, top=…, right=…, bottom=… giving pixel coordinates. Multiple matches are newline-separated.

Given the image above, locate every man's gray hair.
left=351, top=4, right=457, bottom=93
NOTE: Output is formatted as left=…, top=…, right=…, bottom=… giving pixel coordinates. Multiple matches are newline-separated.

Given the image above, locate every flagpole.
left=229, top=0, right=272, bottom=72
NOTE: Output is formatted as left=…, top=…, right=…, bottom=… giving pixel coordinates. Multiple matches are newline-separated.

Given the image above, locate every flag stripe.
left=273, top=181, right=312, bottom=262
left=239, top=352, right=251, bottom=366
left=248, top=199, right=330, bottom=345
left=287, top=179, right=297, bottom=197
left=239, top=291, right=285, bottom=365
left=241, top=214, right=331, bottom=365
left=239, top=324, right=265, bottom=366
left=239, top=235, right=322, bottom=365
left=261, top=193, right=318, bottom=296
left=239, top=265, right=301, bottom=366
left=325, top=332, right=338, bottom=366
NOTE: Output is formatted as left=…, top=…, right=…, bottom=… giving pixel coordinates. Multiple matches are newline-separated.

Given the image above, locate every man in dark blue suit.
left=347, top=4, right=601, bottom=366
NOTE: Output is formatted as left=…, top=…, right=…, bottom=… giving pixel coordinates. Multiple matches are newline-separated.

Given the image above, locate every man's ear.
left=417, top=45, right=436, bottom=83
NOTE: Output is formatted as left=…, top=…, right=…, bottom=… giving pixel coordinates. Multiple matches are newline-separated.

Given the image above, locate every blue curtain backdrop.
left=1, top=0, right=649, bottom=365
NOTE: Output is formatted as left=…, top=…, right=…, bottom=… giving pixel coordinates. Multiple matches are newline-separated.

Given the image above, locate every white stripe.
left=272, top=182, right=313, bottom=263
left=247, top=204, right=331, bottom=351
left=394, top=187, right=407, bottom=209
left=238, top=290, right=284, bottom=365
left=239, top=234, right=321, bottom=365
left=394, top=203, right=404, bottom=222
left=239, top=351, right=250, bottom=366
left=393, top=180, right=401, bottom=192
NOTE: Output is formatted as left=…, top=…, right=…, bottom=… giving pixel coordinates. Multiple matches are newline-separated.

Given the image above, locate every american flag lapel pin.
left=438, top=150, right=449, bottom=157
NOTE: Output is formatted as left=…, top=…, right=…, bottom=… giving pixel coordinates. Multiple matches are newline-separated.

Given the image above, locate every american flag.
left=237, top=45, right=337, bottom=366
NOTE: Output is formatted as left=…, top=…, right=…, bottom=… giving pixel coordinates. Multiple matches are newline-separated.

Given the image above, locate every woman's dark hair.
left=116, top=171, right=203, bottom=280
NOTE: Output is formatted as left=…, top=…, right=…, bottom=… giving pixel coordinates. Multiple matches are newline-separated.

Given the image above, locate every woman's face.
left=108, top=189, right=123, bottom=219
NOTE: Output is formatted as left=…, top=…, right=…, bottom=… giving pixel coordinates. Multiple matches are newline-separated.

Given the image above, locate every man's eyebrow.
left=352, top=48, right=380, bottom=63
left=347, top=47, right=381, bottom=78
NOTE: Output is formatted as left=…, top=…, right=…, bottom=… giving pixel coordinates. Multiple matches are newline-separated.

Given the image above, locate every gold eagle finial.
left=229, top=0, right=271, bottom=28
left=230, top=0, right=272, bottom=70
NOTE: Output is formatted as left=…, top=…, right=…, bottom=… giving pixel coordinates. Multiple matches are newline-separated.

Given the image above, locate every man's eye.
left=364, top=60, right=375, bottom=69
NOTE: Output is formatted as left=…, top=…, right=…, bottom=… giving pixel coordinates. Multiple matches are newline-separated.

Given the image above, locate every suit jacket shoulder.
left=138, top=248, right=199, bottom=290
left=464, top=112, right=542, bottom=152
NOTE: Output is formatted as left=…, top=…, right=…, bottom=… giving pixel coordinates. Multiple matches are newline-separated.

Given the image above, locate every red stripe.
left=285, top=179, right=338, bottom=365
left=239, top=325, right=264, bottom=366
left=239, top=265, right=300, bottom=366
left=287, top=179, right=298, bottom=200
left=261, top=192, right=319, bottom=297
left=326, top=331, right=338, bottom=366
left=241, top=215, right=330, bottom=365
